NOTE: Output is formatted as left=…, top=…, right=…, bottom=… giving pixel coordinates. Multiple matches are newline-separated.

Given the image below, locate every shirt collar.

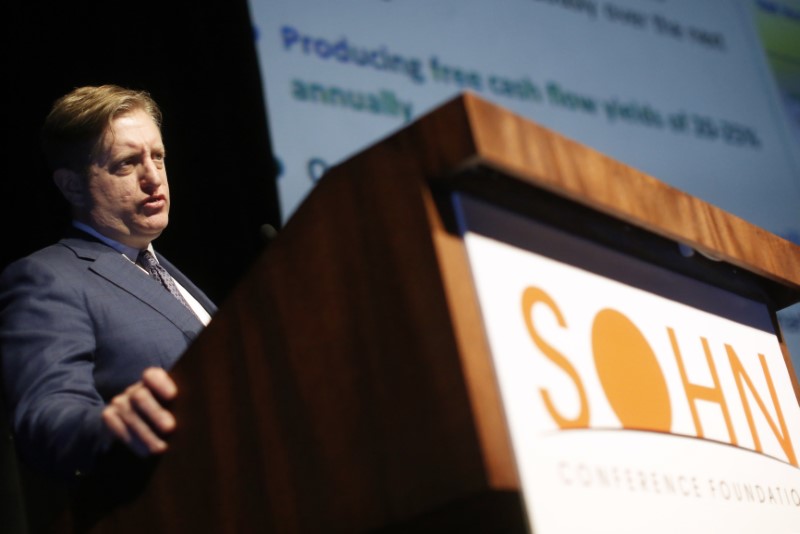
left=71, top=221, right=154, bottom=263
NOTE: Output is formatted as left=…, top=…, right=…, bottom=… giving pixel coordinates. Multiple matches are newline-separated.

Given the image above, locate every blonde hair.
left=42, top=85, right=162, bottom=171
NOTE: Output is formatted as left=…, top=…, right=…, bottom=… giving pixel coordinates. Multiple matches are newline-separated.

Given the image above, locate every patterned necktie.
left=137, top=250, right=192, bottom=311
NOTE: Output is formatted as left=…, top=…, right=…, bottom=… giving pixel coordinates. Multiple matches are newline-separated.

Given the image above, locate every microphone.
left=259, top=223, right=279, bottom=245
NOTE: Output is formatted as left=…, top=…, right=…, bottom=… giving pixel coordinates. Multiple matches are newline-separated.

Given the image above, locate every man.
left=0, top=85, right=217, bottom=480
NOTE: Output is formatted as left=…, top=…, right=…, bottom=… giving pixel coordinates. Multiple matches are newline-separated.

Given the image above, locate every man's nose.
left=140, top=157, right=162, bottom=189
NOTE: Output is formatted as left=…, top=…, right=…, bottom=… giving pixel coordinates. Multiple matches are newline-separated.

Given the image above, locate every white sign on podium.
left=459, top=195, right=800, bottom=533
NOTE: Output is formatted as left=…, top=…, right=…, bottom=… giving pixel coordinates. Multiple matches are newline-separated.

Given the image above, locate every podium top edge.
left=384, top=92, right=800, bottom=299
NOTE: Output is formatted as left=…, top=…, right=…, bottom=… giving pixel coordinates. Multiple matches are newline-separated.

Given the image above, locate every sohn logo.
left=521, top=286, right=798, bottom=467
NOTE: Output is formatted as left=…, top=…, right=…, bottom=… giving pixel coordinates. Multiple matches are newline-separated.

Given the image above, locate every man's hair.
left=42, top=85, right=163, bottom=172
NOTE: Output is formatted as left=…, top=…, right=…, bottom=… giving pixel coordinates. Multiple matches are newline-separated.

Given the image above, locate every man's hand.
left=101, top=367, right=178, bottom=457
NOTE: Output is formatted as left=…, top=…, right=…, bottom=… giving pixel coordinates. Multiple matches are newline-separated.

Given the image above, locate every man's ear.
left=53, top=169, right=88, bottom=208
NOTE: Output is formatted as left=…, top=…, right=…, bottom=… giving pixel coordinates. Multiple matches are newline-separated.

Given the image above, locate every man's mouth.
left=142, top=195, right=167, bottom=211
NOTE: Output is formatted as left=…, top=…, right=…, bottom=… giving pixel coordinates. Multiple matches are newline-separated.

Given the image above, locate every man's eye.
left=113, top=160, right=133, bottom=172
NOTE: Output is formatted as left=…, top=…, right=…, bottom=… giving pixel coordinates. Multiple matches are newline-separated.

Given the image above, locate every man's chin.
left=140, top=215, right=169, bottom=233
left=129, top=222, right=168, bottom=247
left=140, top=226, right=167, bottom=242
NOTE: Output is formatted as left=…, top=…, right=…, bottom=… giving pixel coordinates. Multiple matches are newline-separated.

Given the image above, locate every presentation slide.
left=247, top=0, right=800, bottom=361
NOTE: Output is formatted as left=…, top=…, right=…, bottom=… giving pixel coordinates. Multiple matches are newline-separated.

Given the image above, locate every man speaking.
left=0, top=85, right=216, bottom=480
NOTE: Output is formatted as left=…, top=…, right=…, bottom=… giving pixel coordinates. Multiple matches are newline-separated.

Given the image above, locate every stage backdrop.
left=246, top=0, right=800, bottom=374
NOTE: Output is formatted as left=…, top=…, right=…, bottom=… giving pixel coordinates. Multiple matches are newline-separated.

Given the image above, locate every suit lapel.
left=62, top=237, right=205, bottom=337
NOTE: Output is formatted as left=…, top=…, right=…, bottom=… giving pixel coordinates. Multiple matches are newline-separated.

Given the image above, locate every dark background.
left=2, top=2, right=281, bottom=532
left=1, top=0, right=281, bottom=302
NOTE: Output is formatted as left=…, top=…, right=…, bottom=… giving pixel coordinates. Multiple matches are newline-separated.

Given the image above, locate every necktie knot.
left=137, top=249, right=159, bottom=270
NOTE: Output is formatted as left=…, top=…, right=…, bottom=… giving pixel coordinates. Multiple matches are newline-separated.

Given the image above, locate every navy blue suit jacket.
left=0, top=233, right=216, bottom=478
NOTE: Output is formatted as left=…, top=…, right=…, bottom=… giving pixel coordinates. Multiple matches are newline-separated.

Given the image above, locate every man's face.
left=82, top=109, right=170, bottom=249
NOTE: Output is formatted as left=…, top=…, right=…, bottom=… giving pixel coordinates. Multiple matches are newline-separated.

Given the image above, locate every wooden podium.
left=65, top=93, right=800, bottom=532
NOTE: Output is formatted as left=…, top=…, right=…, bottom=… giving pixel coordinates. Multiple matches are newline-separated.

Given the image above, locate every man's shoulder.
left=12, top=239, right=81, bottom=262
left=2, top=236, right=112, bottom=279
left=4, top=242, right=71, bottom=270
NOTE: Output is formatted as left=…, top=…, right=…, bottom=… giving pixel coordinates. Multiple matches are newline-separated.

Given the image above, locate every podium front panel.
left=453, top=192, right=800, bottom=533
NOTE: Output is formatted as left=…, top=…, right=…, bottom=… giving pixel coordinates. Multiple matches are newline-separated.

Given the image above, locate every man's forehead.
left=100, top=111, right=164, bottom=151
